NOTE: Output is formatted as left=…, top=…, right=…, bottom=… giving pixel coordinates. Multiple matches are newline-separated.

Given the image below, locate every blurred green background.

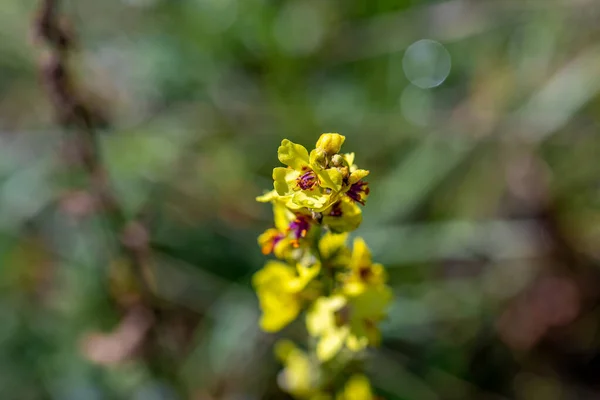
left=2, top=0, right=600, bottom=399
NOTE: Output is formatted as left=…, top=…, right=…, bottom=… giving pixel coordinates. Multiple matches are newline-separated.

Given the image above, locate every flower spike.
left=253, top=133, right=391, bottom=399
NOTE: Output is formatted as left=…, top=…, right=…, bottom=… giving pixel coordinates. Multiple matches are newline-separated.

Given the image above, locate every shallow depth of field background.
left=1, top=0, right=600, bottom=399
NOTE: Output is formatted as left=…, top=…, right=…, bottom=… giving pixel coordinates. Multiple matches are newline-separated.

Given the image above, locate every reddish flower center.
left=358, top=266, right=372, bottom=281
left=288, top=215, right=311, bottom=247
left=297, top=169, right=318, bottom=190
left=328, top=201, right=343, bottom=217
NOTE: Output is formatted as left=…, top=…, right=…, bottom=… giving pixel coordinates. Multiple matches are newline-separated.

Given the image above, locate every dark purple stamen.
left=272, top=233, right=284, bottom=247
left=329, top=202, right=343, bottom=217
left=288, top=215, right=311, bottom=240
left=297, top=169, right=318, bottom=190
left=347, top=180, right=369, bottom=205
left=358, top=266, right=372, bottom=280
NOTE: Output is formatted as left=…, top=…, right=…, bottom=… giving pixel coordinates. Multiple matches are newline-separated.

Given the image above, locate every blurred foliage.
left=1, top=0, right=600, bottom=399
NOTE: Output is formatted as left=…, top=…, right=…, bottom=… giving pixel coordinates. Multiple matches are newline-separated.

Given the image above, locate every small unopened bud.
left=331, top=154, right=344, bottom=167
left=316, top=133, right=345, bottom=155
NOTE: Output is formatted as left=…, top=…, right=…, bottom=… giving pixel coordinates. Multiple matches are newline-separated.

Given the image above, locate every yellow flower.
left=253, top=260, right=320, bottom=332
left=341, top=153, right=369, bottom=183
left=259, top=135, right=372, bottom=215
left=318, top=231, right=350, bottom=267
left=306, top=295, right=351, bottom=361
left=258, top=228, right=286, bottom=256
left=347, top=285, right=392, bottom=348
left=258, top=201, right=313, bottom=259
left=344, top=179, right=370, bottom=206
left=306, top=286, right=392, bottom=361
left=342, top=238, right=387, bottom=296
left=336, top=375, right=374, bottom=400
left=275, top=340, right=334, bottom=400
left=338, top=153, right=370, bottom=206
left=321, top=198, right=363, bottom=233
left=272, top=139, right=344, bottom=212
left=276, top=340, right=317, bottom=398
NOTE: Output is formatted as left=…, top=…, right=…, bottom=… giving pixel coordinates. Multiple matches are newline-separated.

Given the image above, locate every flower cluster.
left=254, top=134, right=392, bottom=399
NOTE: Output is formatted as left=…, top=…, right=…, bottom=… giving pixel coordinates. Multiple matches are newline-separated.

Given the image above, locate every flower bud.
left=331, top=154, right=344, bottom=167
left=316, top=133, right=345, bottom=155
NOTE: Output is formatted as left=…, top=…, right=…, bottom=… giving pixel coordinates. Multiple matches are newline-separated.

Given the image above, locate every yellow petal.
left=343, top=152, right=355, bottom=167
left=273, top=167, right=298, bottom=195
left=296, top=263, right=321, bottom=286
left=285, top=198, right=305, bottom=211
left=342, top=280, right=366, bottom=296
left=349, top=169, right=369, bottom=185
left=258, top=228, right=282, bottom=255
left=351, top=285, right=393, bottom=320
left=345, top=335, right=369, bottom=352
left=287, top=263, right=320, bottom=292
left=279, top=347, right=314, bottom=397
left=274, top=339, right=297, bottom=362
left=278, top=139, right=310, bottom=170
left=273, top=239, right=292, bottom=260
left=260, top=306, right=299, bottom=332
left=317, top=167, right=343, bottom=191
left=291, top=190, right=330, bottom=211
left=348, top=286, right=392, bottom=344
left=253, top=261, right=304, bottom=332
left=273, top=201, right=293, bottom=231
left=322, top=199, right=363, bottom=233
left=252, top=261, right=293, bottom=286
left=371, top=263, right=387, bottom=284
left=306, top=296, right=346, bottom=336
left=256, top=190, right=278, bottom=203
left=338, top=375, right=373, bottom=400
left=349, top=237, right=372, bottom=270
left=316, top=327, right=349, bottom=361
left=318, top=231, right=349, bottom=260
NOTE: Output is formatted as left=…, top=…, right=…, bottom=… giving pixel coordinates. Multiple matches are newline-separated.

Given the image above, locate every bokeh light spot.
left=402, top=39, right=451, bottom=89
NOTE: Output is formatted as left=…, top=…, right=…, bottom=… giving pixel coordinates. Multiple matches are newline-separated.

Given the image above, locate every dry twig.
left=33, top=0, right=154, bottom=301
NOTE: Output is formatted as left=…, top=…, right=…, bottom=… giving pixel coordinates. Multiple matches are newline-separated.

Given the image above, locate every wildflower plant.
left=254, top=133, right=392, bottom=399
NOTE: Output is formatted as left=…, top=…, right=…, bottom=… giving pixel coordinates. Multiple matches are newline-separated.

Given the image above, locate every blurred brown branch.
left=32, top=7, right=204, bottom=395
left=32, top=3, right=204, bottom=395
left=33, top=0, right=153, bottom=302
